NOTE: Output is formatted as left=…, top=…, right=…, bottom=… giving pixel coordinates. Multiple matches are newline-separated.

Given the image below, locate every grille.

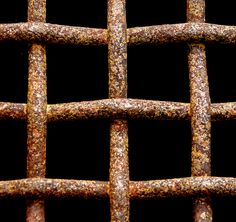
left=1, top=0, right=236, bottom=221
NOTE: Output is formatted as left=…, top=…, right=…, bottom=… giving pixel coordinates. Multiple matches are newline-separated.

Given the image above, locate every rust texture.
left=1, top=177, right=236, bottom=199
left=128, top=23, right=236, bottom=45
left=3, top=22, right=236, bottom=46
left=2, top=100, right=236, bottom=122
left=0, top=23, right=106, bottom=45
left=129, top=176, right=236, bottom=199
left=188, top=44, right=211, bottom=177
left=0, top=102, right=27, bottom=120
left=27, top=0, right=47, bottom=221
left=0, top=0, right=236, bottom=221
left=187, top=0, right=212, bottom=221
left=0, top=179, right=108, bottom=199
left=46, top=100, right=236, bottom=122
left=108, top=0, right=129, bottom=221
left=47, top=99, right=189, bottom=121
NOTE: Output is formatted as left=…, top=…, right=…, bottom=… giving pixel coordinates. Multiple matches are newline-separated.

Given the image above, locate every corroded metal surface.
left=0, top=23, right=106, bottom=45
left=0, top=102, right=27, bottom=120
left=128, top=23, right=236, bottom=45
left=130, top=176, right=236, bottom=199
left=27, top=44, right=47, bottom=179
left=108, top=0, right=129, bottom=221
left=187, top=0, right=212, bottom=221
left=0, top=0, right=235, bottom=221
left=1, top=177, right=236, bottom=199
left=188, top=44, right=211, bottom=177
left=3, top=22, right=236, bottom=45
left=2, top=100, right=236, bottom=122
left=0, top=179, right=108, bottom=199
left=47, top=99, right=189, bottom=121
left=27, top=0, right=47, bottom=221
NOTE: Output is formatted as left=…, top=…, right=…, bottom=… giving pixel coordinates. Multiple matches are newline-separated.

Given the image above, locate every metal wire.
left=0, top=0, right=235, bottom=221
left=26, top=0, right=46, bottom=221
left=187, top=1, right=212, bottom=221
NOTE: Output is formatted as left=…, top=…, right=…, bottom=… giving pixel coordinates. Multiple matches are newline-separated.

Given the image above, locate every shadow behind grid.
left=47, top=45, right=108, bottom=104
left=128, top=44, right=189, bottom=102
left=1, top=0, right=236, bottom=221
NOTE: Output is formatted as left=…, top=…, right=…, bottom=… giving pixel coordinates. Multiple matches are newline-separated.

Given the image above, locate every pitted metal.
left=0, top=0, right=235, bottom=221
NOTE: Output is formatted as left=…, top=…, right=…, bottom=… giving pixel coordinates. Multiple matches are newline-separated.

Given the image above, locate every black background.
left=0, top=0, right=236, bottom=221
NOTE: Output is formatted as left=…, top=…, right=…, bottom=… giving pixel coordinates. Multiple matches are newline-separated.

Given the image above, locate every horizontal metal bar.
left=1, top=22, right=236, bottom=45
left=0, top=102, right=27, bottom=120
left=47, top=99, right=189, bottom=121
left=130, top=176, right=236, bottom=199
left=0, top=100, right=236, bottom=121
left=128, top=22, right=236, bottom=45
left=0, top=179, right=108, bottom=199
left=0, top=23, right=106, bottom=45
left=0, top=177, right=236, bottom=199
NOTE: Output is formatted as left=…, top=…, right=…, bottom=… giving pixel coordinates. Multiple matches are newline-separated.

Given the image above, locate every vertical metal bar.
left=108, top=0, right=129, bottom=221
left=187, top=0, right=212, bottom=221
left=27, top=0, right=47, bottom=221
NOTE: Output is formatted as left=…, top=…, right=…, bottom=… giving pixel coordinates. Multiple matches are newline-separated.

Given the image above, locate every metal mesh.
left=0, top=0, right=236, bottom=221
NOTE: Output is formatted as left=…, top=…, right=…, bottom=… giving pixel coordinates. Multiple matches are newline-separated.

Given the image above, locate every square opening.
left=0, top=1, right=26, bottom=23
left=128, top=44, right=189, bottom=102
left=45, top=199, right=109, bottom=221
left=0, top=120, right=26, bottom=180
left=47, top=0, right=107, bottom=28
left=47, top=45, right=108, bottom=104
left=0, top=42, right=28, bottom=103
left=0, top=200, right=26, bottom=221
left=207, top=45, right=236, bottom=103
left=212, top=121, right=236, bottom=177
left=206, top=0, right=236, bottom=25
left=127, top=0, right=186, bottom=27
left=47, top=120, right=109, bottom=180
left=129, top=120, right=191, bottom=181
left=131, top=198, right=192, bottom=222
left=212, top=197, right=236, bottom=222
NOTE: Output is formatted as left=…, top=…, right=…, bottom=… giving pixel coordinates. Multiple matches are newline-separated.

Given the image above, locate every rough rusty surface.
left=109, top=120, right=129, bottom=222
left=27, top=0, right=47, bottom=221
left=108, top=1, right=127, bottom=99
left=128, top=23, right=236, bottom=45
left=3, top=22, right=236, bottom=46
left=108, top=0, right=129, bottom=221
left=0, top=23, right=106, bottom=46
left=47, top=100, right=236, bottom=122
left=47, top=99, right=190, bottom=121
left=2, top=100, right=236, bottom=122
left=187, top=1, right=212, bottom=221
left=27, top=44, right=47, bottom=178
left=0, top=102, right=27, bottom=120
left=129, top=177, right=236, bottom=199
left=0, top=179, right=108, bottom=199
left=189, top=44, right=211, bottom=177
left=211, top=102, right=236, bottom=120
left=193, top=198, right=212, bottom=222
left=0, top=0, right=236, bottom=221
left=187, top=0, right=205, bottom=22
left=1, top=177, right=236, bottom=200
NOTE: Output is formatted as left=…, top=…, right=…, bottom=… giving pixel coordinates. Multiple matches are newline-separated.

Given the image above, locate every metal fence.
left=0, top=0, right=236, bottom=221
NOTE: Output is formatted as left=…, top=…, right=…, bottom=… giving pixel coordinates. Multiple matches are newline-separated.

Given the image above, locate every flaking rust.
left=1, top=100, right=236, bottom=121
left=27, top=0, right=47, bottom=221
left=187, top=0, right=212, bottom=221
left=3, top=22, right=236, bottom=45
left=0, top=0, right=235, bottom=221
left=108, top=0, right=129, bottom=221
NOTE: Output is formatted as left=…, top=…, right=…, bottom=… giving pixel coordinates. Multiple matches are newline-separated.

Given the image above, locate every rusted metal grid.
left=1, top=0, right=236, bottom=221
